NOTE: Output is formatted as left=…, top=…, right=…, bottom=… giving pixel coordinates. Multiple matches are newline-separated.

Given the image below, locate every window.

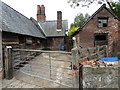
left=98, top=18, right=108, bottom=28
left=95, top=34, right=107, bottom=41
left=94, top=33, right=108, bottom=46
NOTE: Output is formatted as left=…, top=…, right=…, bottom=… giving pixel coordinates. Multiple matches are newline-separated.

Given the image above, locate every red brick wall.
left=118, top=21, right=120, bottom=52
left=74, top=8, right=120, bottom=53
left=37, top=15, right=46, bottom=21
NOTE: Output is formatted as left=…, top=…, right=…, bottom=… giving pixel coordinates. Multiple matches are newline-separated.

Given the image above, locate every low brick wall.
left=81, top=65, right=119, bottom=89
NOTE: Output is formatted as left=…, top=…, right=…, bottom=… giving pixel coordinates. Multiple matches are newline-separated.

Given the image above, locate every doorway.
left=94, top=33, right=108, bottom=46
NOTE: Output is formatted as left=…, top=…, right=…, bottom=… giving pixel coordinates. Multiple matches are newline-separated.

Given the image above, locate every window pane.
left=98, top=18, right=108, bottom=27
left=98, top=23, right=103, bottom=27
left=103, top=19, right=107, bottom=23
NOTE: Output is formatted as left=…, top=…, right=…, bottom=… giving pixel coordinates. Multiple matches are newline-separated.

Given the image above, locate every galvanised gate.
left=4, top=47, right=73, bottom=88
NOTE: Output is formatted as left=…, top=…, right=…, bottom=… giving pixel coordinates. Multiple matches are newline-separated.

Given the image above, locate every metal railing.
left=12, top=48, right=73, bottom=88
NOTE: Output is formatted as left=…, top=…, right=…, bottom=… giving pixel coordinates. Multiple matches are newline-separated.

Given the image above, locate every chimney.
left=57, top=11, right=62, bottom=30
left=37, top=5, right=46, bottom=21
left=37, top=5, right=41, bottom=15
left=41, top=5, right=45, bottom=16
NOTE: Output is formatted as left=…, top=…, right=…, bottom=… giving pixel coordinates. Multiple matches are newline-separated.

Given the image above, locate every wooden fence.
left=71, top=45, right=110, bottom=88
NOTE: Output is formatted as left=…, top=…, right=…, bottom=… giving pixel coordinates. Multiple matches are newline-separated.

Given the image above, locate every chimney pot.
left=37, top=5, right=41, bottom=15
left=41, top=5, right=45, bottom=15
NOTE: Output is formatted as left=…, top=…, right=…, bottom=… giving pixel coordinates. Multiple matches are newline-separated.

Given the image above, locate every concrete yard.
left=1, top=52, right=73, bottom=88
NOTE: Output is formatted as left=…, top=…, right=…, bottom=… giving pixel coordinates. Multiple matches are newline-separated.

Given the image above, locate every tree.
left=68, top=26, right=79, bottom=38
left=68, top=0, right=120, bottom=10
left=68, top=0, right=120, bottom=18
left=68, top=13, right=90, bottom=38
left=70, top=13, right=90, bottom=27
left=111, top=2, right=120, bottom=18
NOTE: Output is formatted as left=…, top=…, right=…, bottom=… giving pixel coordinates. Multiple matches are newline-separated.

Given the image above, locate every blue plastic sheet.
left=100, top=57, right=118, bottom=62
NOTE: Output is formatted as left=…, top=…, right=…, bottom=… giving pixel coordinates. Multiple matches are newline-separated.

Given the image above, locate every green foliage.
left=111, top=2, right=120, bottom=18
left=70, top=13, right=90, bottom=28
left=113, top=54, right=120, bottom=60
left=68, top=13, right=90, bottom=38
left=68, top=0, right=108, bottom=8
left=68, top=0, right=120, bottom=22
left=67, top=0, right=119, bottom=8
left=68, top=26, right=79, bottom=38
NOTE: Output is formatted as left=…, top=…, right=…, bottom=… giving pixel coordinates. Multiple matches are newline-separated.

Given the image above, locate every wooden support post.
left=96, top=46, right=100, bottom=59
left=87, top=48, right=91, bottom=60
left=72, top=48, right=79, bottom=89
left=4, top=46, right=13, bottom=80
left=105, top=45, right=109, bottom=57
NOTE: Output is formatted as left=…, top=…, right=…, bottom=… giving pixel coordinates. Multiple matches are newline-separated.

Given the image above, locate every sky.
left=1, top=0, right=102, bottom=28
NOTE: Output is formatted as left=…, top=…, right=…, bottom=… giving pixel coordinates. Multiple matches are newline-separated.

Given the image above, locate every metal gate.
left=12, top=48, right=73, bottom=88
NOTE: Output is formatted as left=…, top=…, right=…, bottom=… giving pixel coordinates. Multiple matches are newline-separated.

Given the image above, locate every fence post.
left=96, top=46, right=100, bottom=59
left=72, top=48, right=79, bottom=89
left=4, top=46, right=13, bottom=80
left=105, top=45, right=108, bottom=57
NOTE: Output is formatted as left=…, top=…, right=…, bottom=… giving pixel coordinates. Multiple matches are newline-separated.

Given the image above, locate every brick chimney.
left=57, top=11, right=62, bottom=30
left=37, top=5, right=46, bottom=21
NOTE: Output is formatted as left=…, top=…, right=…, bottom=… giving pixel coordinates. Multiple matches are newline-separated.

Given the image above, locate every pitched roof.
left=73, top=4, right=120, bottom=36
left=38, top=20, right=68, bottom=37
left=2, top=2, right=45, bottom=38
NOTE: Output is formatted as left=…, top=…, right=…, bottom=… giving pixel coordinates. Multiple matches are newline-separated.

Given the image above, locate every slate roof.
left=2, top=2, right=45, bottom=38
left=38, top=20, right=68, bottom=37
left=73, top=4, right=120, bottom=36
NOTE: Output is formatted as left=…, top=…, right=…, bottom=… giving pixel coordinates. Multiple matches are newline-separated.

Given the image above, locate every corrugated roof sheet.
left=38, top=20, right=68, bottom=37
left=2, top=2, right=45, bottom=38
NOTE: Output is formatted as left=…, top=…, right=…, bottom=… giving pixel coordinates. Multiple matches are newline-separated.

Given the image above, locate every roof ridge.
left=38, top=20, right=67, bottom=22
left=38, top=23, right=47, bottom=36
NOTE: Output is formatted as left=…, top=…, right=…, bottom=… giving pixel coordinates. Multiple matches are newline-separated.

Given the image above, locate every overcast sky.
left=2, top=0, right=102, bottom=28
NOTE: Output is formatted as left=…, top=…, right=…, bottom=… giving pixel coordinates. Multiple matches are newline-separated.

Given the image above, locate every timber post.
left=96, top=46, right=100, bottom=59
left=4, top=46, right=13, bottom=80
left=105, top=45, right=109, bottom=57
left=72, top=48, right=79, bottom=89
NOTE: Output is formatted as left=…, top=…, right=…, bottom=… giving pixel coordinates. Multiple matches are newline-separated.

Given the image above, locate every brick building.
left=1, top=2, right=68, bottom=79
left=36, top=5, right=68, bottom=50
left=73, top=4, right=120, bottom=55
left=1, top=2, right=68, bottom=50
